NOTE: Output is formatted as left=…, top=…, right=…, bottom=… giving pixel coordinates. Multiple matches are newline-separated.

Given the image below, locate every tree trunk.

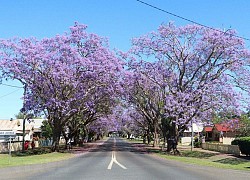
left=62, top=131, right=69, bottom=150
left=51, top=121, right=62, bottom=152
left=127, top=132, right=131, bottom=139
left=166, top=121, right=179, bottom=154
left=153, top=131, right=159, bottom=147
left=143, top=131, right=146, bottom=144
left=153, top=120, right=159, bottom=147
left=52, top=137, right=59, bottom=152
left=147, top=128, right=151, bottom=144
left=161, top=118, right=168, bottom=150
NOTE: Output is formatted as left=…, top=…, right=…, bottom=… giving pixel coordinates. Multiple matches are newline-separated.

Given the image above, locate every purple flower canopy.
left=0, top=22, right=250, bottom=145
left=121, top=23, right=250, bottom=143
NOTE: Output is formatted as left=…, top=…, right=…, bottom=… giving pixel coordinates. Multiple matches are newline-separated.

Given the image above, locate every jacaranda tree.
left=0, top=22, right=123, bottom=151
left=123, top=23, right=250, bottom=152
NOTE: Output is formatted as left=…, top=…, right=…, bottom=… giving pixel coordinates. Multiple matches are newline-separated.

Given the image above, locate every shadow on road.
left=88, top=138, right=148, bottom=154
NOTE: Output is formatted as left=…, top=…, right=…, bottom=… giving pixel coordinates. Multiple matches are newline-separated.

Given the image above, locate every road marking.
left=107, top=151, right=127, bottom=170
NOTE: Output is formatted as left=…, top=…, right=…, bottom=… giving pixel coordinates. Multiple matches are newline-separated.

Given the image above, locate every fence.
left=181, top=137, right=192, bottom=145
left=0, top=139, right=54, bottom=153
left=202, top=143, right=240, bottom=156
left=38, top=139, right=53, bottom=147
left=0, top=141, right=22, bottom=153
left=0, top=138, right=70, bottom=153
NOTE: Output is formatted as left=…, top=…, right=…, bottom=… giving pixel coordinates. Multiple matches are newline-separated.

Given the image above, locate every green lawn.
left=0, top=152, right=74, bottom=168
left=127, top=140, right=250, bottom=171
left=158, top=152, right=250, bottom=171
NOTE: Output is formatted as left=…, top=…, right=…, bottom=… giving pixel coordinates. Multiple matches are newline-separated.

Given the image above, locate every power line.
left=0, top=89, right=21, bottom=99
left=1, top=83, right=23, bottom=89
left=136, top=0, right=250, bottom=41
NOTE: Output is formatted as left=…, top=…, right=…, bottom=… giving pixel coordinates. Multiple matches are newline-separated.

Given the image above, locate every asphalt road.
left=1, top=137, right=250, bottom=180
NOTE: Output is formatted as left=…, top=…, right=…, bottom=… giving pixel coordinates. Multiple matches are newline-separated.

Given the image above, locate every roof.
left=16, top=118, right=46, bottom=129
left=0, top=119, right=45, bottom=132
left=204, top=126, right=213, bottom=132
left=214, top=123, right=232, bottom=132
left=0, top=120, right=18, bottom=130
left=203, top=120, right=239, bottom=132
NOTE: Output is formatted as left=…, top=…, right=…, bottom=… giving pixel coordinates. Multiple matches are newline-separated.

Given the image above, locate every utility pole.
left=21, top=84, right=28, bottom=153
left=9, top=136, right=12, bottom=156
left=22, top=115, right=26, bottom=152
left=191, top=120, right=194, bottom=151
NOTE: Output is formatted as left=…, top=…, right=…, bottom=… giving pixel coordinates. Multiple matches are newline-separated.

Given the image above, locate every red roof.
left=204, top=123, right=237, bottom=132
left=204, top=126, right=213, bottom=132
left=214, top=124, right=232, bottom=132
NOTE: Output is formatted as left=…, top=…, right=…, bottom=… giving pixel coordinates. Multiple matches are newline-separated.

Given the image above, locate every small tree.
left=238, top=113, right=250, bottom=137
left=41, top=120, right=53, bottom=140
left=15, top=112, right=25, bottom=119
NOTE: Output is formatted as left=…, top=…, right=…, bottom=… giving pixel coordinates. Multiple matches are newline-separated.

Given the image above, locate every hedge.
left=231, top=137, right=250, bottom=156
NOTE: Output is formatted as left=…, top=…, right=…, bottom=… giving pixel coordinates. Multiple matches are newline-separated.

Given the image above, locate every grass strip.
left=156, top=150, right=250, bottom=171
left=127, top=139, right=250, bottom=171
left=0, top=152, right=73, bottom=168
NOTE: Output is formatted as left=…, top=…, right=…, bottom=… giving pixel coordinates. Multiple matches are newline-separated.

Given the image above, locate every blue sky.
left=0, top=0, right=250, bottom=119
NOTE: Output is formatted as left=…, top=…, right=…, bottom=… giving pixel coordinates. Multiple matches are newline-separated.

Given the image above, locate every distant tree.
left=15, top=112, right=25, bottom=119
left=211, top=110, right=240, bottom=124
left=238, top=113, right=250, bottom=137
left=41, top=120, right=53, bottom=140
left=15, top=111, right=42, bottom=119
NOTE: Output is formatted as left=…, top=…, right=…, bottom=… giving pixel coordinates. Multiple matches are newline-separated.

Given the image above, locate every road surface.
left=1, top=137, right=250, bottom=180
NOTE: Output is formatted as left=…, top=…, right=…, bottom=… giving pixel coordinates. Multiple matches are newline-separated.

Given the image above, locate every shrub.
left=194, top=141, right=201, bottom=148
left=231, top=139, right=240, bottom=145
left=232, top=137, right=250, bottom=156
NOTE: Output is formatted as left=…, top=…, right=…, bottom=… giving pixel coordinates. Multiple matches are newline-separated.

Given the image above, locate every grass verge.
left=0, top=150, right=74, bottom=168
left=158, top=152, right=250, bottom=171
left=128, top=140, right=250, bottom=171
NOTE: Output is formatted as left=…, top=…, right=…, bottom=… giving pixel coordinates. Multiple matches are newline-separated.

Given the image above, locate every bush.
left=231, top=137, right=250, bottom=156
left=12, top=147, right=52, bottom=157
left=231, top=139, right=240, bottom=145
left=194, top=141, right=201, bottom=148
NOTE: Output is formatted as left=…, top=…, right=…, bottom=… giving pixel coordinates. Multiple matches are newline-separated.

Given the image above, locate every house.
left=0, top=119, right=22, bottom=142
left=181, top=123, right=204, bottom=145
left=17, top=118, right=45, bottom=139
left=0, top=119, right=45, bottom=142
left=0, top=118, right=46, bottom=152
left=203, top=120, right=239, bottom=144
left=204, top=126, right=213, bottom=141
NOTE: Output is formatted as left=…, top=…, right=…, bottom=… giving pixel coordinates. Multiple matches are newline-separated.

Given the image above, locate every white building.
left=181, top=123, right=204, bottom=145
left=0, top=119, right=45, bottom=142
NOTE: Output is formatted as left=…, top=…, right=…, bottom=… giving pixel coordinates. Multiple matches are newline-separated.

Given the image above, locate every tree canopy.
left=0, top=22, right=123, bottom=151
left=0, top=22, right=250, bottom=151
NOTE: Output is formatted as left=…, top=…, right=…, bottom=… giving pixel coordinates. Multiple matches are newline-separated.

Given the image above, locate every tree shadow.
left=179, top=151, right=216, bottom=159
left=213, top=157, right=249, bottom=165
left=87, top=140, right=149, bottom=154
